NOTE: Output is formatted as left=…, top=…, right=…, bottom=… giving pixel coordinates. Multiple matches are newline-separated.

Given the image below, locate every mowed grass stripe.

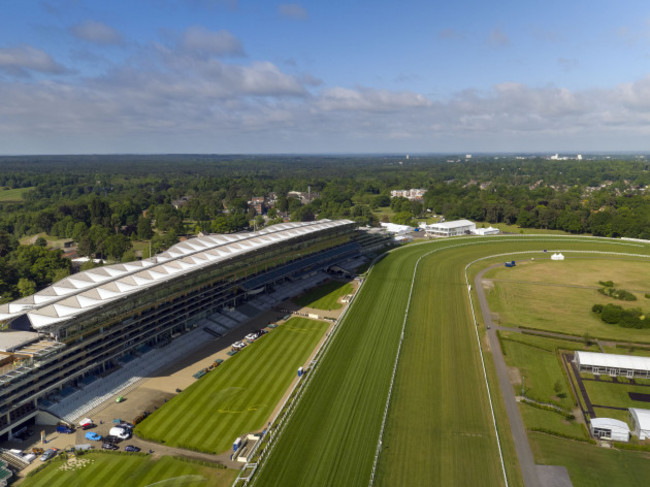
left=135, top=318, right=327, bottom=453
left=255, top=246, right=424, bottom=486
left=21, top=453, right=237, bottom=487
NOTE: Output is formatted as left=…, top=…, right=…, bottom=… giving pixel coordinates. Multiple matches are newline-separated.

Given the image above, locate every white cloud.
left=70, top=20, right=123, bottom=45
left=0, top=45, right=68, bottom=76
left=279, top=4, right=308, bottom=21
left=181, top=26, right=245, bottom=57
left=318, top=87, right=432, bottom=112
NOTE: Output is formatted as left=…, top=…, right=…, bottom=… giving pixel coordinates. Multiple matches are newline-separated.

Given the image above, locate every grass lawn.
left=20, top=453, right=236, bottom=487
left=582, top=379, right=650, bottom=409
left=292, top=280, right=353, bottom=310
left=519, top=403, right=587, bottom=439
left=18, top=232, right=72, bottom=249
left=0, top=186, right=33, bottom=202
left=135, top=318, right=327, bottom=453
left=255, top=235, right=650, bottom=487
left=592, top=407, right=632, bottom=424
left=529, top=432, right=650, bottom=486
left=500, top=336, right=575, bottom=410
left=484, top=258, right=650, bottom=342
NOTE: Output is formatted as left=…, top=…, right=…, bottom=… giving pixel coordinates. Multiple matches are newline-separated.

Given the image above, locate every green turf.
left=519, top=403, right=587, bottom=439
left=19, top=453, right=236, bottom=487
left=529, top=431, right=650, bottom=486
left=292, top=280, right=353, bottom=310
left=500, top=336, right=575, bottom=410
left=135, top=318, right=327, bottom=453
left=592, top=407, right=632, bottom=424
left=0, top=186, right=33, bottom=201
left=253, top=236, right=650, bottom=486
left=582, top=379, right=650, bottom=409
left=484, top=258, right=650, bottom=342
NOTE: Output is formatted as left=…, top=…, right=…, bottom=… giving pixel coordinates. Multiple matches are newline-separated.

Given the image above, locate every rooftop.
left=575, top=351, right=650, bottom=372
left=0, top=220, right=354, bottom=330
left=629, top=408, right=650, bottom=429
left=0, top=331, right=41, bottom=353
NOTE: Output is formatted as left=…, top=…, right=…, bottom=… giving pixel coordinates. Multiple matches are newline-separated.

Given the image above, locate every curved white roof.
left=0, top=219, right=354, bottom=329
left=590, top=417, right=630, bottom=433
left=575, top=351, right=650, bottom=372
left=629, top=408, right=650, bottom=430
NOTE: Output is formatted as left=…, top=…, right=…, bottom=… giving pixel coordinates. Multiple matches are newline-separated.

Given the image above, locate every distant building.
left=171, top=196, right=192, bottom=210
left=590, top=417, right=630, bottom=442
left=574, top=351, right=650, bottom=379
left=420, top=219, right=476, bottom=237
left=629, top=408, right=650, bottom=440
left=287, top=189, right=320, bottom=204
left=390, top=189, right=426, bottom=201
left=379, top=222, right=413, bottom=235
left=473, top=226, right=500, bottom=236
left=249, top=196, right=265, bottom=215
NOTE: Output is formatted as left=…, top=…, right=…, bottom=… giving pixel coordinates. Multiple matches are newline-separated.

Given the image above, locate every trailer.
left=504, top=260, right=516, bottom=267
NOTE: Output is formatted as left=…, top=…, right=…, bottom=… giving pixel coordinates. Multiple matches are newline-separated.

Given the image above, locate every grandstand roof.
left=575, top=351, right=650, bottom=372
left=0, top=220, right=354, bottom=330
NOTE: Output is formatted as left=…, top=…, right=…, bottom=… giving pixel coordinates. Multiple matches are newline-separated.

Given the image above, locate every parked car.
left=109, top=426, right=131, bottom=440
left=84, top=432, right=102, bottom=441
left=81, top=422, right=96, bottom=430
left=102, top=443, right=118, bottom=450
left=115, top=396, right=125, bottom=403
left=124, top=445, right=141, bottom=452
left=105, top=435, right=120, bottom=444
left=56, top=424, right=74, bottom=434
left=40, top=448, right=57, bottom=461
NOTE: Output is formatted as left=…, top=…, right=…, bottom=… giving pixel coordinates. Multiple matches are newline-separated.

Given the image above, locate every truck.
left=504, top=260, right=516, bottom=268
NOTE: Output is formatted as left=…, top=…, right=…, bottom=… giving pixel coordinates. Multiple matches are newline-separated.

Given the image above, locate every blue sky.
left=2, top=0, right=650, bottom=154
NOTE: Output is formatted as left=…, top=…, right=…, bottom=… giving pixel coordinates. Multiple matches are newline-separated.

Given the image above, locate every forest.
left=1, top=153, right=649, bottom=303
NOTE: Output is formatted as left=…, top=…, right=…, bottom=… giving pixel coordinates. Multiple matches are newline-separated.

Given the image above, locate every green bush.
left=601, top=304, right=623, bottom=324
left=599, top=280, right=614, bottom=287
left=592, top=304, right=603, bottom=313
left=598, top=287, right=637, bottom=301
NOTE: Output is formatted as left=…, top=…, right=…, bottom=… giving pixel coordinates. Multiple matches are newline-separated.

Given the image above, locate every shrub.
left=599, top=280, right=614, bottom=287
left=601, top=304, right=623, bottom=324
left=592, top=304, right=603, bottom=314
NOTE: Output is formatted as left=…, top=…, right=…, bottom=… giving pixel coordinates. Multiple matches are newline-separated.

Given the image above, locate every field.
left=582, top=379, right=650, bottom=409
left=530, top=432, right=650, bottom=486
left=19, top=453, right=236, bottom=487
left=0, top=186, right=32, bottom=201
left=292, top=280, right=353, bottom=310
left=484, top=258, right=650, bottom=342
left=254, top=235, right=650, bottom=486
left=135, top=318, right=327, bottom=453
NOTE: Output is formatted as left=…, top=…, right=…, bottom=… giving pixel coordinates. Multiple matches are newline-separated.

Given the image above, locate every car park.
left=124, top=445, right=141, bottom=452
left=84, top=432, right=102, bottom=441
left=39, top=448, right=57, bottom=461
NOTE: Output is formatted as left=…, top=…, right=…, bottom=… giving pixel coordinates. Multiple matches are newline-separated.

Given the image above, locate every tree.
left=553, top=379, right=563, bottom=395
left=17, top=278, right=36, bottom=297
left=34, top=236, right=47, bottom=247
left=137, top=216, right=154, bottom=240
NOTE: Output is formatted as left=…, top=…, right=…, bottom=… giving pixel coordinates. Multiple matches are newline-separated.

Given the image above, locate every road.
left=474, top=265, right=543, bottom=487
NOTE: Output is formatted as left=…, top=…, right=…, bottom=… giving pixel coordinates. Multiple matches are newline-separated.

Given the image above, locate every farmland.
left=292, top=280, right=353, bottom=310
left=0, top=186, right=32, bottom=202
left=253, top=236, right=650, bottom=487
left=19, top=453, right=236, bottom=487
left=135, top=317, right=327, bottom=453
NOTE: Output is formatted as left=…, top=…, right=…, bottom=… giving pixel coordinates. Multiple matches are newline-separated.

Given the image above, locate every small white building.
left=590, top=417, right=630, bottom=442
left=550, top=253, right=565, bottom=261
left=574, top=351, right=650, bottom=379
left=629, top=408, right=650, bottom=440
left=473, top=226, right=500, bottom=236
left=422, top=219, right=476, bottom=237
left=380, top=222, right=413, bottom=235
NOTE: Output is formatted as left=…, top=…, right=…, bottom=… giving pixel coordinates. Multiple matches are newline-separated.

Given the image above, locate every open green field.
left=582, top=379, right=650, bottom=409
left=292, top=280, right=353, bottom=310
left=0, top=186, right=33, bottom=201
left=500, top=334, right=575, bottom=410
left=488, top=222, right=574, bottom=235
left=135, top=317, right=327, bottom=453
left=519, top=403, right=587, bottom=439
left=484, top=258, right=650, bottom=342
left=530, top=432, right=650, bottom=486
left=20, top=453, right=236, bottom=487
left=254, top=235, right=650, bottom=486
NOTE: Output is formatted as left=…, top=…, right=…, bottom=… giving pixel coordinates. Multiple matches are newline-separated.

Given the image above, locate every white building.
left=390, top=189, right=426, bottom=201
left=421, top=219, right=476, bottom=237
left=629, top=408, right=650, bottom=440
left=473, top=226, right=500, bottom=236
left=379, top=222, right=413, bottom=235
left=550, top=253, right=565, bottom=261
left=574, top=351, right=650, bottom=379
left=590, top=417, right=630, bottom=442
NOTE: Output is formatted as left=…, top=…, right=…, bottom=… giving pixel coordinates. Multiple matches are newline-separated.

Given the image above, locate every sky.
left=3, top=0, right=650, bottom=154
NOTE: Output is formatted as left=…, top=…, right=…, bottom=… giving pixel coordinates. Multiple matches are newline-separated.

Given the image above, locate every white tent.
left=551, top=253, right=565, bottom=261
left=629, top=408, right=650, bottom=440
left=590, top=417, right=630, bottom=442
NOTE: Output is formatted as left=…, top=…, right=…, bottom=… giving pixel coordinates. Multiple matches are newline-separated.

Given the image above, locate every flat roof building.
left=590, top=417, right=630, bottom=442
left=421, top=219, right=476, bottom=237
left=574, top=351, right=650, bottom=379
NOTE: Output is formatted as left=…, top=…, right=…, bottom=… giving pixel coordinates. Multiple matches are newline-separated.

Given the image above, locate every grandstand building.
left=0, top=220, right=387, bottom=440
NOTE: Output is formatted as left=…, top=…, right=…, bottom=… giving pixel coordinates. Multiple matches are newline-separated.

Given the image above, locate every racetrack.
left=252, top=236, right=650, bottom=487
